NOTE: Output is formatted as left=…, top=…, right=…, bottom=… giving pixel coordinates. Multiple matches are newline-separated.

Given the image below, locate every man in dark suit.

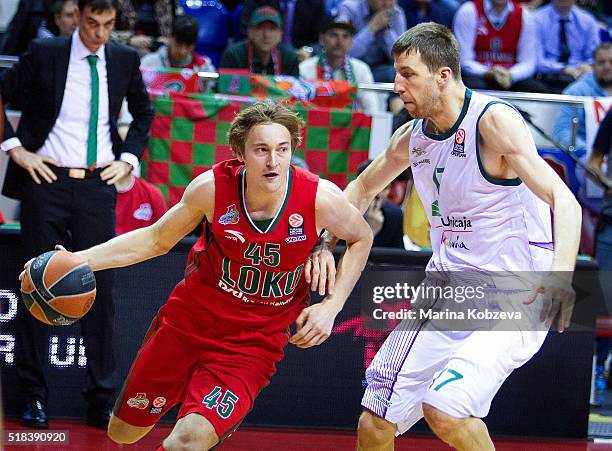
left=0, top=0, right=153, bottom=430
left=239, top=0, right=328, bottom=50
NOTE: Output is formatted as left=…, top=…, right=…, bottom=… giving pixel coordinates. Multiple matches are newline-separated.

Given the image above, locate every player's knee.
left=358, top=410, right=396, bottom=443
left=422, top=403, right=460, bottom=441
left=107, top=415, right=146, bottom=444
left=165, top=415, right=218, bottom=451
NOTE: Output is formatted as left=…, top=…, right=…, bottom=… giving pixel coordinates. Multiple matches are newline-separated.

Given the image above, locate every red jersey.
left=474, top=0, right=523, bottom=69
left=116, top=176, right=168, bottom=235
left=182, top=159, right=320, bottom=333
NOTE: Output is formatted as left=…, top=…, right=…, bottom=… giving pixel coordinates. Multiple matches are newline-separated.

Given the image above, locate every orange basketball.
left=20, top=250, right=96, bottom=325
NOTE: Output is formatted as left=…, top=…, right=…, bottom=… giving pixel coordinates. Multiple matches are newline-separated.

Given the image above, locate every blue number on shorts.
left=217, top=390, right=239, bottom=419
left=202, top=386, right=222, bottom=409
left=429, top=369, right=463, bottom=391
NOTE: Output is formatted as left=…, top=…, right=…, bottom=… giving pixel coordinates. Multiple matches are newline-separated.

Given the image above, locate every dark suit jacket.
left=1, top=36, right=154, bottom=199
left=373, top=201, right=405, bottom=249
left=240, top=0, right=328, bottom=48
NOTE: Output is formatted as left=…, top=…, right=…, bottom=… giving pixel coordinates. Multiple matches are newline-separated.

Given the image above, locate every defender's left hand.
left=289, top=301, right=340, bottom=348
left=101, top=161, right=133, bottom=185
left=524, top=272, right=575, bottom=332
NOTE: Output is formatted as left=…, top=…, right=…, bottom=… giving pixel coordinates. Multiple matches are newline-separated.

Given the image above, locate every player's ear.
left=234, top=148, right=245, bottom=163
left=438, top=66, right=452, bottom=86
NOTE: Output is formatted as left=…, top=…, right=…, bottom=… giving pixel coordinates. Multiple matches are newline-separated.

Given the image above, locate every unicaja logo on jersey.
left=451, top=129, right=466, bottom=158
left=439, top=216, right=472, bottom=231
left=219, top=204, right=240, bottom=225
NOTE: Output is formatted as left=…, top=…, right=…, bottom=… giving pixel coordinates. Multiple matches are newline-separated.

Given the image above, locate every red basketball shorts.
left=113, top=281, right=288, bottom=440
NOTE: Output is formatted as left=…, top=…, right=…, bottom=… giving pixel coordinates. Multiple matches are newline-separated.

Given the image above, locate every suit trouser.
left=16, top=173, right=117, bottom=406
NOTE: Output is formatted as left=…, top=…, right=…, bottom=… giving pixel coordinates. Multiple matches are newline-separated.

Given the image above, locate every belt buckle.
left=68, top=168, right=86, bottom=179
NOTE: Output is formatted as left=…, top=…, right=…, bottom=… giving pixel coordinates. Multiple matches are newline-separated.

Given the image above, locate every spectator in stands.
left=358, top=159, right=405, bottom=248
left=0, top=0, right=48, bottom=55
left=534, top=0, right=601, bottom=93
left=337, top=0, right=407, bottom=82
left=553, top=43, right=612, bottom=153
left=240, top=0, right=328, bottom=52
left=115, top=171, right=167, bottom=234
left=38, top=0, right=78, bottom=38
left=140, top=14, right=215, bottom=90
left=454, top=0, right=547, bottom=92
left=114, top=0, right=175, bottom=53
left=220, top=6, right=299, bottom=76
left=588, top=109, right=612, bottom=405
left=299, top=17, right=382, bottom=114
left=399, top=0, right=459, bottom=29
left=0, top=0, right=153, bottom=430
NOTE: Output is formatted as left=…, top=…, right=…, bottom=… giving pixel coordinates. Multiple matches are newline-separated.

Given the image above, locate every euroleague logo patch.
left=149, top=396, right=167, bottom=414
left=287, top=213, right=305, bottom=242
left=451, top=128, right=466, bottom=158
left=288, top=213, right=303, bottom=227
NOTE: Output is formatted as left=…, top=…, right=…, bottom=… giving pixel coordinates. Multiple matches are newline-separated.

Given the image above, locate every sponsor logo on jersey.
left=219, top=204, right=240, bottom=225
left=438, top=216, right=472, bottom=231
left=412, top=147, right=426, bottom=157
left=149, top=407, right=163, bottom=414
left=412, top=158, right=431, bottom=168
left=133, top=203, right=153, bottom=221
left=224, top=230, right=245, bottom=243
left=451, top=129, right=466, bottom=158
left=441, top=234, right=470, bottom=250
left=127, top=393, right=149, bottom=409
left=286, top=235, right=307, bottom=243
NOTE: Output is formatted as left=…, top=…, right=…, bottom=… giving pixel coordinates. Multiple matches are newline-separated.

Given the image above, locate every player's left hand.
left=523, top=272, right=575, bottom=332
left=289, top=301, right=340, bottom=348
left=305, top=244, right=336, bottom=296
left=100, top=160, right=133, bottom=185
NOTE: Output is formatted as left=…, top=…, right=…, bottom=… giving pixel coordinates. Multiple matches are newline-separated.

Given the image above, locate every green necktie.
left=86, top=55, right=99, bottom=168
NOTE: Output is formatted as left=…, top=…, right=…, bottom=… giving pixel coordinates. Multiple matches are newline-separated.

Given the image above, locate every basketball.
left=20, top=250, right=96, bottom=325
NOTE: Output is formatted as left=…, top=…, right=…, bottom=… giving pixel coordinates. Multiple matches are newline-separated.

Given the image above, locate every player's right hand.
left=523, top=272, right=575, bottom=333
left=9, top=146, right=58, bottom=184
left=305, top=245, right=336, bottom=296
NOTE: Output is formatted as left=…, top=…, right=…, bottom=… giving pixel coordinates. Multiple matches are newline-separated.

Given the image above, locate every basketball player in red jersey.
left=22, top=101, right=373, bottom=449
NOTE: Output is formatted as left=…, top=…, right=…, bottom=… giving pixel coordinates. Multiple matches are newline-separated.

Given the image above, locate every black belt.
left=51, top=166, right=104, bottom=179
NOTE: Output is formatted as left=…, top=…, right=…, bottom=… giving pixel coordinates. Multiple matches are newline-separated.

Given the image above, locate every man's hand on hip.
left=9, top=146, right=58, bottom=184
left=101, top=160, right=133, bottom=185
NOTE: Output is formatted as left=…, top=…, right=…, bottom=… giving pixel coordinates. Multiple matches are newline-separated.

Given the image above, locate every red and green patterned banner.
left=217, top=71, right=357, bottom=110
left=141, top=93, right=371, bottom=207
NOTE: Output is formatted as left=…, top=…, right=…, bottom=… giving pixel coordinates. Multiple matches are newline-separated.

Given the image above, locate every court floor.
left=4, top=418, right=612, bottom=450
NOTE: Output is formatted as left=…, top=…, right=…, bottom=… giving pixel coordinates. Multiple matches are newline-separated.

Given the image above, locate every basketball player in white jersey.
left=318, top=23, right=582, bottom=450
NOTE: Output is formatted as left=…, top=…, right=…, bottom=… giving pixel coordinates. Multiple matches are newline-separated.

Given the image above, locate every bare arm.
left=77, top=171, right=215, bottom=271
left=479, top=105, right=581, bottom=272
left=479, top=105, right=580, bottom=331
left=290, top=179, right=373, bottom=348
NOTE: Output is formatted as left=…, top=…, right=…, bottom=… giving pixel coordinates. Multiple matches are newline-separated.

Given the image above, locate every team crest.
left=127, top=393, right=149, bottom=409
left=451, top=129, right=466, bottom=158
left=219, top=204, right=240, bottom=225
left=412, top=147, right=426, bottom=157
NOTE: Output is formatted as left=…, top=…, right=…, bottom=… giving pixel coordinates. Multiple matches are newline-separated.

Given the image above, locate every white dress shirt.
left=2, top=29, right=138, bottom=170
left=299, top=55, right=383, bottom=114
left=454, top=0, right=538, bottom=83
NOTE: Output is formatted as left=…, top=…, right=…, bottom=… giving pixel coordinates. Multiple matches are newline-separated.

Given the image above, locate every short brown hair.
left=228, top=101, right=304, bottom=157
left=392, top=22, right=461, bottom=80
left=594, top=42, right=612, bottom=59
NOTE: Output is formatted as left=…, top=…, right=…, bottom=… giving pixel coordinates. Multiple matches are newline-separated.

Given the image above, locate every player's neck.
left=428, top=84, right=467, bottom=135
left=243, top=175, right=288, bottom=220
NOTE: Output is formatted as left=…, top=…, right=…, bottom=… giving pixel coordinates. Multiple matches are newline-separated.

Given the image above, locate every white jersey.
left=409, top=89, right=553, bottom=272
